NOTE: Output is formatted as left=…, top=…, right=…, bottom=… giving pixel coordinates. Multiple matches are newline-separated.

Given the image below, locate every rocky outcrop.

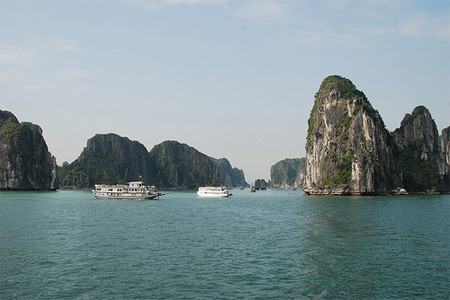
left=59, top=137, right=247, bottom=189
left=304, top=76, right=403, bottom=195
left=212, top=157, right=247, bottom=187
left=441, top=126, right=450, bottom=191
left=149, top=140, right=218, bottom=189
left=270, top=158, right=305, bottom=189
left=392, top=106, right=440, bottom=153
left=303, top=76, right=450, bottom=195
left=254, top=179, right=267, bottom=190
left=392, top=106, right=442, bottom=193
left=232, top=168, right=247, bottom=188
left=58, top=133, right=156, bottom=188
left=0, top=110, right=57, bottom=190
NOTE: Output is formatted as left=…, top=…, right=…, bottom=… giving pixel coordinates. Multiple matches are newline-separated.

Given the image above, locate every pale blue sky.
left=1, top=0, right=449, bottom=183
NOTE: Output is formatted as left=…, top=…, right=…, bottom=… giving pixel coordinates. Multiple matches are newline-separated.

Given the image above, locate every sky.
left=1, top=0, right=449, bottom=184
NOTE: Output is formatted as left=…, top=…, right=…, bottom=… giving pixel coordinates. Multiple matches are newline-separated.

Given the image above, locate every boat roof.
left=94, top=181, right=144, bottom=187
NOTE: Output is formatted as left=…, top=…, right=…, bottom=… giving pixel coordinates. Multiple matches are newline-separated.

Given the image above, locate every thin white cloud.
left=237, top=0, right=286, bottom=18
left=323, top=1, right=449, bottom=43
left=327, top=0, right=409, bottom=21
left=0, top=50, right=38, bottom=66
left=0, top=72, right=25, bottom=80
left=163, top=0, right=226, bottom=4
left=398, top=13, right=450, bottom=42
left=128, top=0, right=227, bottom=10
left=20, top=83, right=49, bottom=92
left=293, top=1, right=449, bottom=47
left=296, top=30, right=327, bottom=46
left=0, top=37, right=83, bottom=68
left=64, top=70, right=94, bottom=78
left=34, top=36, right=83, bottom=53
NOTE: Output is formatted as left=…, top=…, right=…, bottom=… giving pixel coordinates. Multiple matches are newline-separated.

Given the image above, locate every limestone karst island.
left=1, top=75, right=449, bottom=195
left=302, top=75, right=449, bottom=195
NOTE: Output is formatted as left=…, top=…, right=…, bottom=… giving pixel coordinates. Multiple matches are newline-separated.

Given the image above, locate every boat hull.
left=93, top=192, right=161, bottom=200
left=196, top=192, right=230, bottom=198
left=197, top=186, right=231, bottom=198
left=92, top=181, right=163, bottom=200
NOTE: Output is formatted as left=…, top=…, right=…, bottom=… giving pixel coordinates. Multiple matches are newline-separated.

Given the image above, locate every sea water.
left=0, top=189, right=449, bottom=299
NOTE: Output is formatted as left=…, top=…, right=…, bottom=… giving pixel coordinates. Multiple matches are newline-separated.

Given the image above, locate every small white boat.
left=197, top=186, right=231, bottom=198
left=92, top=181, right=163, bottom=200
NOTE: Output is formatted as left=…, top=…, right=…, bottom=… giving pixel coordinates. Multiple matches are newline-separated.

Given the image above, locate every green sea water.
left=1, top=189, right=449, bottom=299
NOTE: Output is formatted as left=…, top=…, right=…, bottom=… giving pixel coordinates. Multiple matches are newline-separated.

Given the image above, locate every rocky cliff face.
left=58, top=133, right=156, bottom=188
left=304, top=76, right=403, bottom=195
left=59, top=137, right=247, bottom=189
left=392, top=106, right=440, bottom=153
left=392, top=106, right=442, bottom=193
left=441, top=126, right=450, bottom=191
left=149, top=140, right=218, bottom=189
left=232, top=168, right=247, bottom=187
left=0, top=110, right=57, bottom=190
left=270, top=158, right=305, bottom=189
left=254, top=179, right=267, bottom=190
left=212, top=158, right=247, bottom=187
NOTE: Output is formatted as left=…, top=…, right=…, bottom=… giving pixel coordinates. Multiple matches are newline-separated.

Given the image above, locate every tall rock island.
left=304, top=75, right=449, bottom=195
left=441, top=126, right=450, bottom=191
left=58, top=133, right=157, bottom=187
left=58, top=137, right=247, bottom=189
left=270, top=158, right=306, bottom=189
left=149, top=140, right=246, bottom=189
left=0, top=110, right=57, bottom=190
left=392, top=107, right=450, bottom=193
left=392, top=106, right=441, bottom=193
left=304, top=76, right=403, bottom=195
left=149, top=140, right=218, bottom=189
left=212, top=157, right=247, bottom=188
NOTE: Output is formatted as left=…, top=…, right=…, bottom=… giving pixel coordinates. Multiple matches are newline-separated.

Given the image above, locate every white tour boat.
left=92, top=181, right=163, bottom=200
left=197, top=186, right=232, bottom=198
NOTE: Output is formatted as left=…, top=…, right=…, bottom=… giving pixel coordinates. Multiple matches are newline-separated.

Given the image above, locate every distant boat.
left=197, top=186, right=231, bottom=198
left=92, top=181, right=163, bottom=200
left=250, top=186, right=256, bottom=192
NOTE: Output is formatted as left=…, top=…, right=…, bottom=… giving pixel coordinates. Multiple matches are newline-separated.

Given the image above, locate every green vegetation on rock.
left=149, top=140, right=217, bottom=189
left=0, top=122, right=23, bottom=143
left=270, top=158, right=305, bottom=188
left=0, top=110, right=57, bottom=190
left=319, top=75, right=357, bottom=99
left=399, top=141, right=440, bottom=192
left=331, top=154, right=353, bottom=185
left=305, top=76, right=449, bottom=195
left=58, top=134, right=156, bottom=188
left=58, top=137, right=246, bottom=189
left=304, top=75, right=404, bottom=195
